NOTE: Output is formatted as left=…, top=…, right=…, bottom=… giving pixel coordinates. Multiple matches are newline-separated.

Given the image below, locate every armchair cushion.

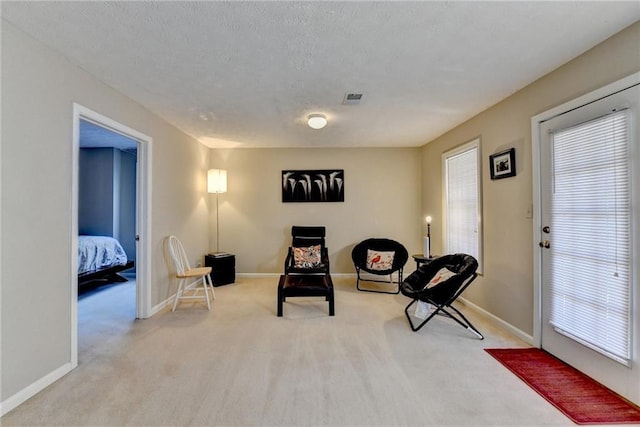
left=293, top=245, right=322, bottom=268
left=423, top=267, right=457, bottom=290
left=284, top=226, right=330, bottom=276
left=366, top=249, right=395, bottom=271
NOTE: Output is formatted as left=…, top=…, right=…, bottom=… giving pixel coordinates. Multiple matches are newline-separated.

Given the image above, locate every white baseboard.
left=458, top=297, right=534, bottom=345
left=327, top=273, right=357, bottom=279
left=150, top=295, right=173, bottom=316
left=149, top=280, right=214, bottom=316
left=1, top=362, right=73, bottom=416
left=236, top=273, right=280, bottom=278
left=236, top=272, right=359, bottom=279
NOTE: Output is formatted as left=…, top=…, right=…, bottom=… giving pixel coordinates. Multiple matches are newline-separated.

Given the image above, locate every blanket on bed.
left=78, top=235, right=128, bottom=274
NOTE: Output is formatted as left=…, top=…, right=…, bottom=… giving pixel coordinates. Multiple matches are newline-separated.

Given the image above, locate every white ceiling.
left=3, top=1, right=639, bottom=148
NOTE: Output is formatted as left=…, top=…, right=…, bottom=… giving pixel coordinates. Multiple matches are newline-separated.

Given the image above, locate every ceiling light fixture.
left=307, top=114, right=327, bottom=130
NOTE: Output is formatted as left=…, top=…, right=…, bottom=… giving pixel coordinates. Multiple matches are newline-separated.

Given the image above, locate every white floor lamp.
left=208, top=169, right=227, bottom=253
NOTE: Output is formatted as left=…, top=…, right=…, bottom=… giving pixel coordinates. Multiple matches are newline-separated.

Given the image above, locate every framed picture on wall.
left=282, top=169, right=344, bottom=202
left=489, top=148, right=516, bottom=180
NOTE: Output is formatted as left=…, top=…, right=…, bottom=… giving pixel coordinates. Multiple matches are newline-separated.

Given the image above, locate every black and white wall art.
left=282, top=170, right=344, bottom=202
left=489, top=148, right=516, bottom=180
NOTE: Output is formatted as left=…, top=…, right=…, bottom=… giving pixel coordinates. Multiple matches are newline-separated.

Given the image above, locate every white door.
left=537, top=82, right=639, bottom=404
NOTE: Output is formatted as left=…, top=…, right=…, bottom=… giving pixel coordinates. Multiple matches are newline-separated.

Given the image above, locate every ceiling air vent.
left=343, top=93, right=363, bottom=105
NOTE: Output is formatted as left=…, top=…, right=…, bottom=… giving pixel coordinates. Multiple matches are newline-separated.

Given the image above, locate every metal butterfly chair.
left=400, top=253, right=482, bottom=339
left=351, top=238, right=408, bottom=294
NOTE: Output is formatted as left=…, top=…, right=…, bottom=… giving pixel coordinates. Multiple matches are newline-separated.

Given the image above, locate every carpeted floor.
left=3, top=277, right=576, bottom=426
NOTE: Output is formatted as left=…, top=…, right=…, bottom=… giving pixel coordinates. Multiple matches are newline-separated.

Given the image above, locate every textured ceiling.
left=3, top=1, right=639, bottom=148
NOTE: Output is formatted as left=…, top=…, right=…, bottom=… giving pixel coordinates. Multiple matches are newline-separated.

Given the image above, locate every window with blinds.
left=444, top=139, right=482, bottom=271
left=549, top=110, right=631, bottom=365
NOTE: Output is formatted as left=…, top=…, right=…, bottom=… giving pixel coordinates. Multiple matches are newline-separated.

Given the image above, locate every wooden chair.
left=166, top=235, right=215, bottom=311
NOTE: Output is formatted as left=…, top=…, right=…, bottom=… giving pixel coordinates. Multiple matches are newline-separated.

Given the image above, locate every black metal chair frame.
left=284, top=226, right=330, bottom=276
left=352, top=238, right=409, bottom=294
left=400, top=254, right=483, bottom=339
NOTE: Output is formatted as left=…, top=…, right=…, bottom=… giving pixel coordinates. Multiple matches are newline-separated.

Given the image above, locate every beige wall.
left=209, top=148, right=422, bottom=274
left=1, top=21, right=210, bottom=403
left=421, top=21, right=640, bottom=336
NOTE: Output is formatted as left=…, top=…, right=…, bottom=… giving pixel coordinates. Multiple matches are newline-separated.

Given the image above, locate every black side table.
left=412, top=254, right=439, bottom=270
left=205, top=253, right=236, bottom=286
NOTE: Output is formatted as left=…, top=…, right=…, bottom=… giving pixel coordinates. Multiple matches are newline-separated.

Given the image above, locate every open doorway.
left=77, top=120, right=137, bottom=356
left=71, top=104, right=152, bottom=368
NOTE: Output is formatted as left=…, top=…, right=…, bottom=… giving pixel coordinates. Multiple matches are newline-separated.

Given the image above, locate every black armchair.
left=400, top=253, right=483, bottom=339
left=351, top=238, right=408, bottom=294
left=284, top=226, right=330, bottom=276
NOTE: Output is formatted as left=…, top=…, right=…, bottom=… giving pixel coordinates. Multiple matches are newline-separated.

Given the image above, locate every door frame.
left=71, top=103, right=153, bottom=368
left=531, top=72, right=640, bottom=347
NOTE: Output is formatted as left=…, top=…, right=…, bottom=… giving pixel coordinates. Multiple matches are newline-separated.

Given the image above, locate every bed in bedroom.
left=78, top=235, right=134, bottom=287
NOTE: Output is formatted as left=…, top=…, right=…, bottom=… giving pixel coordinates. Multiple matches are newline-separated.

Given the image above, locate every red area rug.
left=485, top=348, right=640, bottom=425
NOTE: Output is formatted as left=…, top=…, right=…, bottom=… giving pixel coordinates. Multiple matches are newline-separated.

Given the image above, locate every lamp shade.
left=208, top=169, right=227, bottom=193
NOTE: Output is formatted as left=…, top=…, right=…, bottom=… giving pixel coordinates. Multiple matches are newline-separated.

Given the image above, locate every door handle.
left=542, top=226, right=550, bottom=234
left=539, top=240, right=551, bottom=249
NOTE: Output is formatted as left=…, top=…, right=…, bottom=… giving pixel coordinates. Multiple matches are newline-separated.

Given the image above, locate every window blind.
left=445, top=143, right=481, bottom=267
left=549, top=110, right=631, bottom=365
